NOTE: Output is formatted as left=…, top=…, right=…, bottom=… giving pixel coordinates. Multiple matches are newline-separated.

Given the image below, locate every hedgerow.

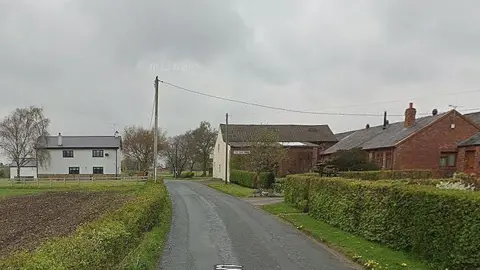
left=285, top=175, right=480, bottom=269
left=230, top=170, right=274, bottom=189
left=0, top=180, right=170, bottom=270
left=342, top=170, right=432, bottom=180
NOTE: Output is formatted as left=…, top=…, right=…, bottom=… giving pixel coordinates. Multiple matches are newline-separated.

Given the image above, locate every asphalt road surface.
left=158, top=180, right=358, bottom=270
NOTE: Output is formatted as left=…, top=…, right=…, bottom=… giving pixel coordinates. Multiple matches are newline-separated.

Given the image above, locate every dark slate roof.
left=323, top=112, right=448, bottom=154
left=37, top=136, right=121, bottom=149
left=458, top=132, right=480, bottom=146
left=335, top=130, right=356, bottom=141
left=9, top=159, right=37, bottom=167
left=464, top=111, right=480, bottom=125
left=219, top=124, right=337, bottom=143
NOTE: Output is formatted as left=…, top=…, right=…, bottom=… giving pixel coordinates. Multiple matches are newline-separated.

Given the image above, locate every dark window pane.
left=63, top=150, right=74, bottom=158
left=92, top=150, right=104, bottom=157
left=69, top=167, right=79, bottom=174
left=93, top=167, right=104, bottom=174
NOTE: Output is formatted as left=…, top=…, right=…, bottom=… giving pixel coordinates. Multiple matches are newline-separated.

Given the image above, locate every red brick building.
left=322, top=103, right=480, bottom=177
left=217, top=124, right=337, bottom=177
left=457, top=133, right=480, bottom=175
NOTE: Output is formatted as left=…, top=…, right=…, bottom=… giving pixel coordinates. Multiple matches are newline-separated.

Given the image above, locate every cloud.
left=2, top=0, right=480, bottom=163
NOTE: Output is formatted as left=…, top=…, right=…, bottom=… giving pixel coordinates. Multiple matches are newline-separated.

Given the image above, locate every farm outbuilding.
left=9, top=159, right=37, bottom=179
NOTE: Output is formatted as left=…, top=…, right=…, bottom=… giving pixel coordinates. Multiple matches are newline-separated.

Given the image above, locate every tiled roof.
left=335, top=130, right=356, bottom=141
left=219, top=124, right=337, bottom=143
left=37, top=136, right=121, bottom=149
left=458, top=132, right=480, bottom=147
left=323, top=112, right=448, bottom=154
left=464, top=111, right=480, bottom=125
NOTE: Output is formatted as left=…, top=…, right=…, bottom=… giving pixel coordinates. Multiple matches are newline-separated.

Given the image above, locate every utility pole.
left=225, top=113, right=229, bottom=184
left=153, top=76, right=159, bottom=183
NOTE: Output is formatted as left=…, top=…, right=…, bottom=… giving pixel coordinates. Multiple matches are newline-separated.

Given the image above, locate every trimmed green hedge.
left=230, top=170, right=275, bottom=189
left=0, top=181, right=170, bottom=270
left=342, top=170, right=432, bottom=180
left=284, top=175, right=313, bottom=212
left=258, top=172, right=275, bottom=189
left=285, top=175, right=480, bottom=269
left=230, top=170, right=256, bottom=188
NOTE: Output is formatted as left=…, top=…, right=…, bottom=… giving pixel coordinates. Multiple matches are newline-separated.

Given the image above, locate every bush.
left=283, top=175, right=313, bottom=212
left=179, top=171, right=195, bottom=178
left=286, top=175, right=480, bottom=269
left=230, top=170, right=256, bottom=188
left=342, top=170, right=433, bottom=180
left=258, top=172, right=275, bottom=189
left=0, top=181, right=170, bottom=269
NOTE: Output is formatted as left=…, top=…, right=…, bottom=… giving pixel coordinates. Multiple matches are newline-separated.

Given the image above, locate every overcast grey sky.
left=2, top=0, right=480, bottom=147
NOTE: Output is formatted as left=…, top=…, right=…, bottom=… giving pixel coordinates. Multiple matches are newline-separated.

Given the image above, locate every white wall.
left=212, top=130, right=230, bottom=182
left=38, top=148, right=121, bottom=175
left=10, top=167, right=37, bottom=178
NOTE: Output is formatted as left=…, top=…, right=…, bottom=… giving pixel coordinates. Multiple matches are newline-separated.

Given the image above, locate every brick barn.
left=322, top=103, right=480, bottom=177
left=212, top=124, right=337, bottom=181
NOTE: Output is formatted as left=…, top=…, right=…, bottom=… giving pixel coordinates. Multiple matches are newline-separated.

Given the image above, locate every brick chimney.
left=404, top=102, right=416, bottom=128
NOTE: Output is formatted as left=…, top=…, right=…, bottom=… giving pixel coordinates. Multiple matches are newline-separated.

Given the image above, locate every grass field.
left=207, top=182, right=255, bottom=197
left=0, top=188, right=52, bottom=199
left=262, top=202, right=429, bottom=270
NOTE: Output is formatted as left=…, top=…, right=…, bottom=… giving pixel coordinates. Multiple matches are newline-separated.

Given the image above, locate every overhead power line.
left=159, top=80, right=400, bottom=117
left=159, top=80, right=480, bottom=117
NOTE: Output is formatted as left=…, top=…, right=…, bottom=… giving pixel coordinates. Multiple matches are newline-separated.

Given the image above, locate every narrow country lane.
left=158, top=180, right=358, bottom=270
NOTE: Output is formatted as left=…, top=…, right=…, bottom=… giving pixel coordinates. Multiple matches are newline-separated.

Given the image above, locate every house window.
left=63, top=150, right=74, bottom=158
left=93, top=167, right=104, bottom=174
left=69, top=167, right=80, bottom=174
left=440, top=152, right=456, bottom=167
left=92, top=150, right=104, bottom=157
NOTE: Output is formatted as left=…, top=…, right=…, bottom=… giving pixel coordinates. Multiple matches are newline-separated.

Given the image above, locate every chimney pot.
left=409, top=102, right=413, bottom=109
left=366, top=124, right=370, bottom=129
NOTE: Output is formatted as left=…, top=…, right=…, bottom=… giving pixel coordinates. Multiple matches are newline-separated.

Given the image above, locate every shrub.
left=0, top=181, right=170, bottom=269
left=230, top=170, right=256, bottom=188
left=284, top=175, right=313, bottom=212
left=342, top=170, right=433, bottom=180
left=298, top=177, right=480, bottom=269
left=258, top=172, right=275, bottom=189
left=179, top=171, right=195, bottom=178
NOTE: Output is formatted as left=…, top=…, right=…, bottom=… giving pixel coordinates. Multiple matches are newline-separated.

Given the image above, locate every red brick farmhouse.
left=322, top=103, right=480, bottom=177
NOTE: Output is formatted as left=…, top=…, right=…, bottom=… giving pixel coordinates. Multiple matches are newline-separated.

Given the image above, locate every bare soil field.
left=0, top=191, right=130, bottom=256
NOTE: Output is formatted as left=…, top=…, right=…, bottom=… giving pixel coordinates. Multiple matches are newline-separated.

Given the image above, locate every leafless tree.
left=122, top=126, right=166, bottom=174
left=192, top=121, right=217, bottom=176
left=0, top=106, right=50, bottom=178
left=164, top=133, right=194, bottom=177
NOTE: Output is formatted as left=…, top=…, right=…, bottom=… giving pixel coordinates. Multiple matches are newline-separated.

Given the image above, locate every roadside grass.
left=207, top=182, right=254, bottom=197
left=262, top=202, right=429, bottom=270
left=119, top=192, right=172, bottom=270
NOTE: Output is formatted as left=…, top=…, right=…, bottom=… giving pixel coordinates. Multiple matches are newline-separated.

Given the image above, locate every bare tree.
left=164, top=133, right=194, bottom=177
left=192, top=121, right=217, bottom=176
left=0, top=106, right=50, bottom=178
left=122, top=126, right=166, bottom=174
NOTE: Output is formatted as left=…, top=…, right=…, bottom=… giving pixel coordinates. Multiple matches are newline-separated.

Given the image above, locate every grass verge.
left=207, top=182, right=254, bottom=197
left=119, top=192, right=172, bottom=269
left=262, top=202, right=429, bottom=270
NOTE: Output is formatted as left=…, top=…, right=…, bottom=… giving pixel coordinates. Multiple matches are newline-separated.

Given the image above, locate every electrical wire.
left=159, top=79, right=480, bottom=117
left=149, top=97, right=155, bottom=129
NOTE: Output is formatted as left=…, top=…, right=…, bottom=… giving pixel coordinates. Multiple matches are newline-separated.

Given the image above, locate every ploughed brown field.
left=0, top=191, right=130, bottom=256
